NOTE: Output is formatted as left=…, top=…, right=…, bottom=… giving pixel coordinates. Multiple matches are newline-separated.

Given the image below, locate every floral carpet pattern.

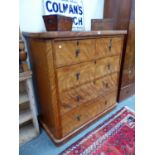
left=60, top=106, right=135, bottom=155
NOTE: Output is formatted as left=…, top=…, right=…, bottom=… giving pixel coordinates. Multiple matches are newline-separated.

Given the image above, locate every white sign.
left=43, top=0, right=85, bottom=31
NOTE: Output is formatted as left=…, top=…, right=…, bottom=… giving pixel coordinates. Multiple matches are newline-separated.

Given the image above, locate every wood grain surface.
left=60, top=73, right=118, bottom=115
left=24, top=31, right=125, bottom=144
left=95, top=56, right=121, bottom=78
left=54, top=39, right=95, bottom=67
left=23, top=31, right=127, bottom=39
left=28, top=38, right=62, bottom=138
left=61, top=91, right=117, bottom=136
left=56, top=61, right=95, bottom=92
left=96, top=37, right=123, bottom=59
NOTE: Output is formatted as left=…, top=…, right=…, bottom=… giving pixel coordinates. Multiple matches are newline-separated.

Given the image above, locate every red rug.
left=60, top=106, right=135, bottom=155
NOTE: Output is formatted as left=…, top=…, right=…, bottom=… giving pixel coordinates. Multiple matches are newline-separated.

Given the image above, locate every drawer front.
left=61, top=91, right=117, bottom=136
left=60, top=81, right=97, bottom=115
left=54, top=39, right=95, bottom=67
left=57, top=62, right=95, bottom=92
left=95, top=56, right=121, bottom=78
left=60, top=73, right=118, bottom=115
left=94, top=72, right=118, bottom=94
left=96, top=37, right=123, bottom=59
left=87, top=91, right=117, bottom=116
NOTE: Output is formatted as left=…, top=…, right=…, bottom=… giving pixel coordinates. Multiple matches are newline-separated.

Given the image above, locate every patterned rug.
left=59, top=106, right=135, bottom=155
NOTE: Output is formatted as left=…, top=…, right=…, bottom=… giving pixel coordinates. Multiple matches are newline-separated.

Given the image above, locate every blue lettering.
left=46, top=1, right=53, bottom=12
left=73, top=17, right=83, bottom=26
left=73, top=6, right=78, bottom=14
left=63, top=3, right=68, bottom=13
left=59, top=3, right=63, bottom=13
left=78, top=17, right=83, bottom=25
left=79, top=6, right=83, bottom=15
left=69, top=5, right=74, bottom=14
left=52, top=2, right=58, bottom=12
left=45, top=2, right=83, bottom=16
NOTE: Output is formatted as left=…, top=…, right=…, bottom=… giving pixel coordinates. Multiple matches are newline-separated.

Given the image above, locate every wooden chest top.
left=23, top=30, right=127, bottom=39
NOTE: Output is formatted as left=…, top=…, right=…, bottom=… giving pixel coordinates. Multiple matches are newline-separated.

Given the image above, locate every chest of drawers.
left=23, top=31, right=126, bottom=144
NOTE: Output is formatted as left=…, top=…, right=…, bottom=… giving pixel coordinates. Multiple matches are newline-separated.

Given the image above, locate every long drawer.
left=57, top=61, right=95, bottom=92
left=54, top=39, right=96, bottom=67
left=60, top=73, right=118, bottom=115
left=61, top=91, right=117, bottom=136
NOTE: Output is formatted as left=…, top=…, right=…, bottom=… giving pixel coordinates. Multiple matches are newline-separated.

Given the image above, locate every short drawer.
left=94, top=72, right=118, bottom=94
left=95, top=55, right=121, bottom=78
left=60, top=73, right=118, bottom=115
left=57, top=61, right=95, bottom=92
left=87, top=91, right=117, bottom=115
left=61, top=91, right=117, bottom=136
left=54, top=39, right=95, bottom=67
left=96, top=37, right=123, bottom=59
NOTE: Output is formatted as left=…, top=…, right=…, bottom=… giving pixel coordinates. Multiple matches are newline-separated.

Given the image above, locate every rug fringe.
left=124, top=106, right=135, bottom=113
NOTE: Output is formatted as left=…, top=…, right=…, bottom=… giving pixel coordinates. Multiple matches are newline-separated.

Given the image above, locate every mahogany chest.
left=23, top=31, right=126, bottom=144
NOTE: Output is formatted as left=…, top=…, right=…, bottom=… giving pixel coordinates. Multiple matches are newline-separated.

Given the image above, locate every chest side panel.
left=28, top=38, right=62, bottom=138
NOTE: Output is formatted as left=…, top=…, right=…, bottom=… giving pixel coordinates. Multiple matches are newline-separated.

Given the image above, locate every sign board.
left=43, top=0, right=85, bottom=31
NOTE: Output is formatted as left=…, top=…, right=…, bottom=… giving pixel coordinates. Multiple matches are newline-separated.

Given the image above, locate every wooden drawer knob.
left=105, top=83, right=109, bottom=88
left=75, top=115, right=81, bottom=121
left=75, top=49, right=80, bottom=57
left=77, top=40, right=79, bottom=46
left=107, top=64, right=111, bottom=70
left=93, top=80, right=96, bottom=85
left=75, top=72, right=80, bottom=80
left=105, top=100, right=107, bottom=105
left=76, top=95, right=81, bottom=102
left=102, top=82, right=109, bottom=88
left=108, top=39, right=112, bottom=51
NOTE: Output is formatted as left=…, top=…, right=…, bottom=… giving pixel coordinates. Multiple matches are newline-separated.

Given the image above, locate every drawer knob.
left=108, top=39, right=112, bottom=51
left=93, top=80, right=96, bottom=85
left=77, top=40, right=79, bottom=46
left=75, top=49, right=80, bottom=57
left=107, top=64, right=111, bottom=70
left=75, top=115, right=81, bottom=121
left=105, top=83, right=109, bottom=88
left=75, top=72, right=80, bottom=80
left=102, top=82, right=109, bottom=88
left=105, top=100, right=107, bottom=105
left=76, top=95, right=81, bottom=102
